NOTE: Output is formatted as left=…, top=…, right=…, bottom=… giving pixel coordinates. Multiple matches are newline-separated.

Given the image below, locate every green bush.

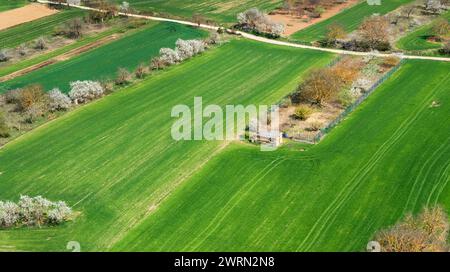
left=0, top=111, right=10, bottom=138
left=338, top=89, right=354, bottom=108
left=293, top=106, right=313, bottom=121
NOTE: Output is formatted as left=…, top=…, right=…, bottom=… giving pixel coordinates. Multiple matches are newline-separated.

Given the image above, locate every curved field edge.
left=396, top=11, right=450, bottom=51
left=290, top=0, right=414, bottom=42
left=112, top=60, right=450, bottom=252
left=0, top=40, right=334, bottom=251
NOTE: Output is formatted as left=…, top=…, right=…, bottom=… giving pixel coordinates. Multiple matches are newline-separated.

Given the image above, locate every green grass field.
left=396, top=11, right=450, bottom=51
left=0, top=40, right=333, bottom=251
left=0, top=22, right=208, bottom=93
left=113, top=0, right=282, bottom=23
left=113, top=60, right=450, bottom=251
left=0, top=0, right=27, bottom=12
left=291, top=0, right=413, bottom=42
left=0, top=8, right=85, bottom=49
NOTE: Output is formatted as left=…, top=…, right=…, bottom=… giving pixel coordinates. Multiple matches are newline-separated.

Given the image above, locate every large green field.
left=0, top=40, right=333, bottom=251
left=396, top=11, right=450, bottom=51
left=291, top=0, right=414, bottom=42
left=0, top=22, right=208, bottom=93
left=0, top=8, right=85, bottom=49
left=113, top=60, right=450, bottom=251
left=113, top=0, right=282, bottom=23
left=0, top=0, right=27, bottom=12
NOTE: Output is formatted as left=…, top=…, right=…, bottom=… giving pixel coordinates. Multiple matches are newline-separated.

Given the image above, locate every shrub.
left=4, top=89, right=22, bottom=104
left=338, top=89, right=354, bottom=108
left=293, top=106, right=313, bottom=121
left=237, top=8, right=285, bottom=37
left=134, top=63, right=149, bottom=79
left=150, top=57, right=165, bottom=70
left=34, top=37, right=47, bottom=50
left=115, top=67, right=132, bottom=85
left=64, top=18, right=84, bottom=39
left=0, top=201, right=19, bottom=227
left=0, top=50, right=11, bottom=62
left=18, top=84, right=47, bottom=112
left=159, top=47, right=181, bottom=65
left=382, top=56, right=400, bottom=68
left=0, top=111, right=10, bottom=138
left=0, top=196, right=73, bottom=228
left=373, top=206, right=449, bottom=252
left=68, top=80, right=104, bottom=104
left=48, top=88, right=71, bottom=111
left=439, top=41, right=450, bottom=55
left=298, top=68, right=343, bottom=106
left=307, top=121, right=322, bottom=132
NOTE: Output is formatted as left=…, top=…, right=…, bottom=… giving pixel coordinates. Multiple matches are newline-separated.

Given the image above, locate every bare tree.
left=359, top=16, right=390, bottom=48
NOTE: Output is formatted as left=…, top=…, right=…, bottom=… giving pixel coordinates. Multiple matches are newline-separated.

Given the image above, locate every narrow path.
left=37, top=0, right=450, bottom=62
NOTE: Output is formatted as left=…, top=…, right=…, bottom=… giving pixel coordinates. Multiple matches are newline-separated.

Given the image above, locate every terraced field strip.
left=0, top=22, right=208, bottom=92
left=291, top=0, right=414, bottom=42
left=112, top=0, right=282, bottom=23
left=0, top=23, right=129, bottom=79
left=0, top=40, right=334, bottom=251
left=0, top=0, right=27, bottom=12
left=112, top=60, right=450, bottom=252
left=0, top=33, right=121, bottom=82
left=396, top=11, right=450, bottom=51
left=0, top=8, right=85, bottom=49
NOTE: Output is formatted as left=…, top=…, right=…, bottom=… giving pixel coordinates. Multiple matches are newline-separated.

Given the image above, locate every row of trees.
left=236, top=8, right=285, bottom=38
left=0, top=80, right=104, bottom=136
left=373, top=206, right=449, bottom=252
left=152, top=38, right=208, bottom=69
left=0, top=195, right=72, bottom=228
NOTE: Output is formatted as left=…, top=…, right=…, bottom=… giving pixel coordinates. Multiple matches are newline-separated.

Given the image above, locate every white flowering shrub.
left=159, top=47, right=181, bottom=65
left=237, top=8, right=285, bottom=37
left=119, top=1, right=129, bottom=12
left=0, top=201, right=19, bottom=227
left=48, top=88, right=71, bottom=111
left=0, top=196, right=73, bottom=228
left=0, top=50, right=11, bottom=62
left=175, top=39, right=206, bottom=60
left=68, top=80, right=104, bottom=104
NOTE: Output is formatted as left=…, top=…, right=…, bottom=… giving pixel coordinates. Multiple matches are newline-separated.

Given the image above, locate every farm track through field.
left=37, top=0, right=450, bottom=62
left=0, top=34, right=120, bottom=82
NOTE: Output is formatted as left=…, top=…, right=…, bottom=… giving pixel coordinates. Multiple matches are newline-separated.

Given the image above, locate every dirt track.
left=0, top=3, right=58, bottom=31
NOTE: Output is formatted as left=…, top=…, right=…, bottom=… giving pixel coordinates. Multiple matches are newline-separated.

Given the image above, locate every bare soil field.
left=0, top=3, right=58, bottom=31
left=268, top=0, right=359, bottom=36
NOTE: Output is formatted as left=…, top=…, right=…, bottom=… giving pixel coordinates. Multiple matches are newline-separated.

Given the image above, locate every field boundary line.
left=37, top=0, right=450, bottom=62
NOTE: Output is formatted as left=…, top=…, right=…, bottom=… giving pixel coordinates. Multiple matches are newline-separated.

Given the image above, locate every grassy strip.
left=0, top=0, right=27, bottom=12
left=0, top=24, right=128, bottom=78
left=291, top=0, right=414, bottom=42
left=0, top=8, right=85, bottom=49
